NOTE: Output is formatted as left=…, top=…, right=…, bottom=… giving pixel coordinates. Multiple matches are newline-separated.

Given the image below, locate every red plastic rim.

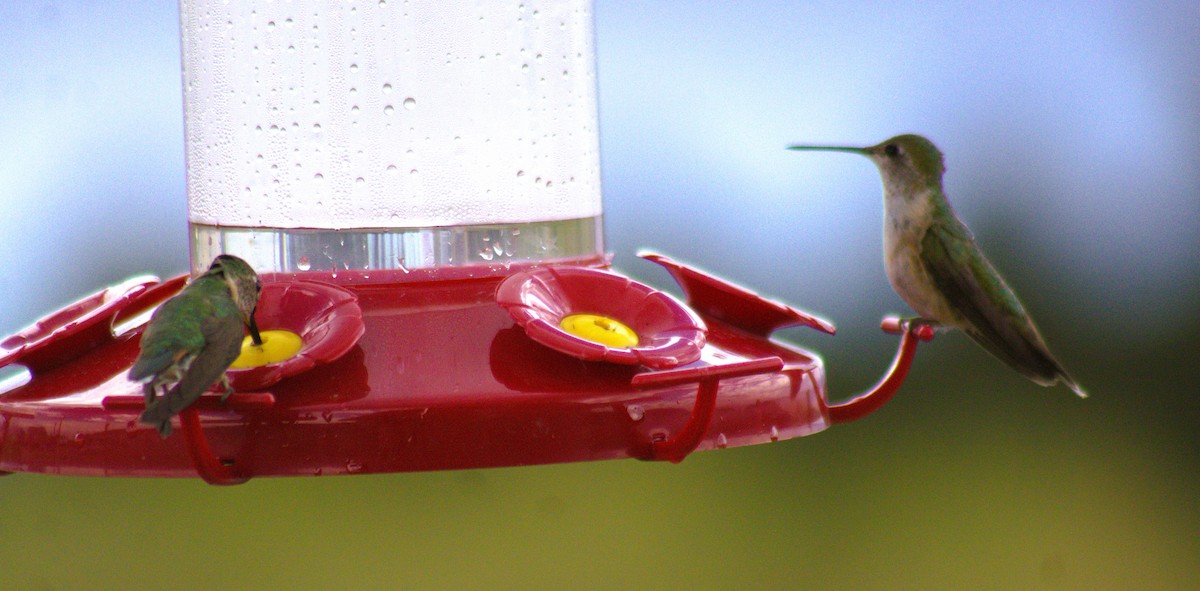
left=496, top=266, right=706, bottom=369
left=226, top=280, right=365, bottom=390
left=0, top=276, right=161, bottom=375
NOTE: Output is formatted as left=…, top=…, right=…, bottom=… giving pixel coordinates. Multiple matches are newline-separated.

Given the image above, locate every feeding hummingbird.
left=788, top=134, right=1087, bottom=397
left=128, top=254, right=264, bottom=437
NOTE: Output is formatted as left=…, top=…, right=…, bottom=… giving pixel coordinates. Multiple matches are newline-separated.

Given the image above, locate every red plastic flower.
left=496, top=266, right=706, bottom=369
left=227, top=280, right=365, bottom=390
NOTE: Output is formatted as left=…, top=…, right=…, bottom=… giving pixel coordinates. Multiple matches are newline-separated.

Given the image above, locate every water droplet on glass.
left=403, top=97, right=416, bottom=110
left=382, top=82, right=393, bottom=93
left=769, top=425, right=780, bottom=442
left=386, top=164, right=398, bottom=174
left=626, top=405, right=645, bottom=422
left=715, top=433, right=729, bottom=449
left=297, top=256, right=312, bottom=271
left=384, top=104, right=394, bottom=115
left=350, top=63, right=359, bottom=73
left=313, top=172, right=324, bottom=181
left=409, top=169, right=419, bottom=176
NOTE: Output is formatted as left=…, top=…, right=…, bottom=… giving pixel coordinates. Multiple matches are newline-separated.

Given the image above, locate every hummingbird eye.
left=883, top=144, right=900, bottom=157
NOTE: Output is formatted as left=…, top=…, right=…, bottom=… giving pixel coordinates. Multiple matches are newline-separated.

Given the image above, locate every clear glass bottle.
left=180, top=1, right=604, bottom=277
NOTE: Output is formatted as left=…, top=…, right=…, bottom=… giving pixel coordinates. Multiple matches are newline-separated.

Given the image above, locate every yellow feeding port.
left=560, top=314, right=639, bottom=348
left=232, top=330, right=304, bottom=368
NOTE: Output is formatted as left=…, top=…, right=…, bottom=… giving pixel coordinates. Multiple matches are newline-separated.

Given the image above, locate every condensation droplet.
left=382, top=82, right=393, bottom=93
left=297, top=256, right=312, bottom=271
left=403, top=97, right=416, bottom=110
left=384, top=104, right=394, bottom=115
left=349, top=63, right=359, bottom=73
left=715, top=433, right=729, bottom=449
left=626, top=405, right=645, bottom=422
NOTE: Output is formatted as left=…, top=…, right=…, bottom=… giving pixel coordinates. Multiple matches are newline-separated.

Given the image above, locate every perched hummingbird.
left=788, top=134, right=1086, bottom=397
left=128, top=254, right=264, bottom=437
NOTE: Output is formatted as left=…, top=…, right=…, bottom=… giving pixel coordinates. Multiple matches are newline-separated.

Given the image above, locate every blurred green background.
left=2, top=1, right=1197, bottom=589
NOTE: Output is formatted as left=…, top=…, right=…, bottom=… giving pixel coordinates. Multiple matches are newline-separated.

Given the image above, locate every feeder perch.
left=0, top=1, right=935, bottom=484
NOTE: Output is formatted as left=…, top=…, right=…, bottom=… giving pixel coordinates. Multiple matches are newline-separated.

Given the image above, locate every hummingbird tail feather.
left=138, top=402, right=174, bottom=438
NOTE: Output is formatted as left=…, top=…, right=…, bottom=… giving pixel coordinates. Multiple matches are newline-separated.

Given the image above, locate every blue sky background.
left=1, top=2, right=1198, bottom=588
left=2, top=1, right=1197, bottom=351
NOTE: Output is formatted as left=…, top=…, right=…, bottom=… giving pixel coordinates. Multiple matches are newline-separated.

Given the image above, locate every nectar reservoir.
left=181, top=1, right=604, bottom=276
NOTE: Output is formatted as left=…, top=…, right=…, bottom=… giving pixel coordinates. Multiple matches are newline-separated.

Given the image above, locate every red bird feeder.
left=0, top=1, right=935, bottom=485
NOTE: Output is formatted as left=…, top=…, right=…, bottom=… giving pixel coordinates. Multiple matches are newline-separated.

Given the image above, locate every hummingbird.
left=788, top=134, right=1086, bottom=397
left=128, top=254, right=264, bottom=437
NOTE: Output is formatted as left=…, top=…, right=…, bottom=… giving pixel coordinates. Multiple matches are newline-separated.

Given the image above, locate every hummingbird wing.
left=919, top=216, right=1072, bottom=388
left=139, top=296, right=245, bottom=437
left=127, top=294, right=207, bottom=382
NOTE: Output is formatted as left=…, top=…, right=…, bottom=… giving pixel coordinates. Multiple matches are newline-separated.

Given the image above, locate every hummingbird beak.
left=786, top=145, right=871, bottom=155
left=248, top=309, right=264, bottom=346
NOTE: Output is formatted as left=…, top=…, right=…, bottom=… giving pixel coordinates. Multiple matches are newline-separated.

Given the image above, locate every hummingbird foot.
left=900, top=317, right=944, bottom=334
left=217, top=375, right=234, bottom=403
